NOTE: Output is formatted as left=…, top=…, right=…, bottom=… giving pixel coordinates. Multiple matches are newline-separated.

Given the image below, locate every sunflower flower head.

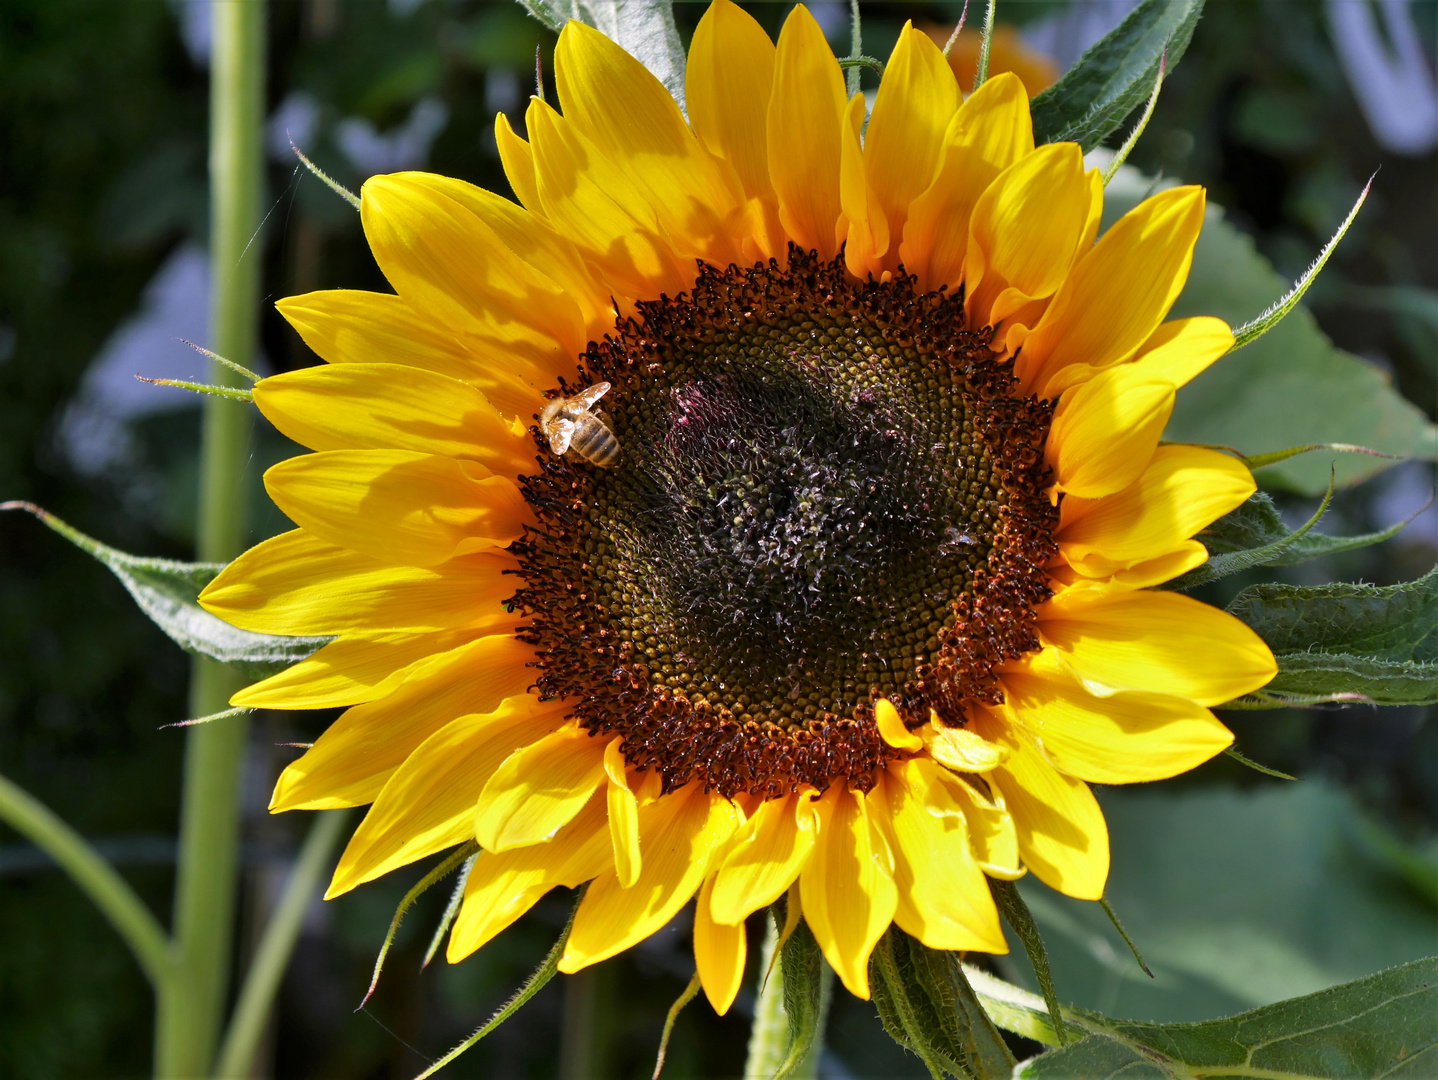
left=199, top=0, right=1277, bottom=1011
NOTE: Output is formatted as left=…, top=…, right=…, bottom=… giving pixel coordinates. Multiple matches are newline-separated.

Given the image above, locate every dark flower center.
left=512, top=248, right=1056, bottom=797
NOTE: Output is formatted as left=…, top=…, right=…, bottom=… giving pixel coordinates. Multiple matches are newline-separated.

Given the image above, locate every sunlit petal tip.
left=876, top=699, right=922, bottom=751
left=920, top=716, right=1009, bottom=772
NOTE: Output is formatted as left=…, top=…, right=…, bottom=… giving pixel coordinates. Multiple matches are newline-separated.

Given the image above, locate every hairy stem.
left=152, top=0, right=265, bottom=1074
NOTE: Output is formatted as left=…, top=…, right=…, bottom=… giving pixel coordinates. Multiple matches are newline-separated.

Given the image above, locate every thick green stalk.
left=744, top=925, right=791, bottom=1079
left=153, top=0, right=266, bottom=1075
left=213, top=810, right=351, bottom=1078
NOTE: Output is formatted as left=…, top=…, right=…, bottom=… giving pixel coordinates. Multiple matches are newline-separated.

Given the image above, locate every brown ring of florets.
left=509, top=248, right=1057, bottom=798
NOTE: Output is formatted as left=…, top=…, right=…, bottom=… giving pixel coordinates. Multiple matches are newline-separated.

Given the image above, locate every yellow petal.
left=234, top=629, right=494, bottom=713
left=474, top=725, right=608, bottom=853
left=326, top=699, right=566, bottom=897
left=277, top=289, right=471, bottom=373
left=921, top=719, right=1008, bottom=772
left=1059, top=444, right=1255, bottom=572
left=494, top=112, right=539, bottom=210
left=687, top=0, right=776, bottom=206
left=709, top=790, right=818, bottom=925
left=964, top=142, right=1091, bottom=330
left=1038, top=586, right=1278, bottom=706
left=199, top=529, right=517, bottom=635
left=970, top=709, right=1109, bottom=900
left=1000, top=650, right=1234, bottom=784
left=879, top=762, right=1007, bottom=952
left=526, top=97, right=690, bottom=300
left=840, top=90, right=888, bottom=276
left=1017, top=185, right=1207, bottom=398
left=768, top=5, right=847, bottom=259
left=232, top=626, right=510, bottom=710
left=863, top=23, right=959, bottom=264
left=900, top=72, right=1034, bottom=291
left=253, top=363, right=534, bottom=476
left=561, top=784, right=738, bottom=971
left=1047, top=365, right=1176, bottom=499
left=360, top=172, right=582, bottom=380
left=604, top=739, right=641, bottom=888
left=270, top=637, right=540, bottom=811
left=875, top=699, right=921, bottom=751
left=946, top=773, right=1024, bottom=879
left=1052, top=541, right=1210, bottom=590
left=447, top=792, right=613, bottom=962
left=694, top=874, right=747, bottom=1015
left=263, top=450, right=532, bottom=567
left=555, top=20, right=743, bottom=266
left=800, top=785, right=897, bottom=999
left=1131, top=316, right=1233, bottom=388
left=416, top=172, right=614, bottom=341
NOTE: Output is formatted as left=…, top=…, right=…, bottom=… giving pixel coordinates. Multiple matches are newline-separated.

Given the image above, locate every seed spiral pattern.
left=511, top=248, right=1057, bottom=797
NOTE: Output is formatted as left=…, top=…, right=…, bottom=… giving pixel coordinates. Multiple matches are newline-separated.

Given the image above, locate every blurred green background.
left=0, top=1, right=1434, bottom=1077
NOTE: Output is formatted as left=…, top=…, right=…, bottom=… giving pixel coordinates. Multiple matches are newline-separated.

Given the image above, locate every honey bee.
left=539, top=382, right=621, bottom=467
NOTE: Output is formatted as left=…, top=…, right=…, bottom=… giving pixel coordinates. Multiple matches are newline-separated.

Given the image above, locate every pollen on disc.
left=513, top=248, right=1057, bottom=798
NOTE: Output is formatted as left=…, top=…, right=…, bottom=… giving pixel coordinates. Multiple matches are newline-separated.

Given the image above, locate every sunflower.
left=199, top=1, right=1276, bottom=1011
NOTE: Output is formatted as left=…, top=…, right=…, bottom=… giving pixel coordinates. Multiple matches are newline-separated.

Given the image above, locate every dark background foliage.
left=0, top=1, right=1433, bottom=1077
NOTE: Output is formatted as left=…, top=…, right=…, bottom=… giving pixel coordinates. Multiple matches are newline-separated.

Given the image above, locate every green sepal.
left=1171, top=486, right=1416, bottom=591
left=1012, top=956, right=1437, bottom=1079
left=1097, top=897, right=1153, bottom=979
left=1226, top=566, right=1438, bottom=707
left=1221, top=746, right=1297, bottom=780
left=652, top=970, right=702, bottom=1079
left=361, top=842, right=477, bottom=1009
left=1239, top=441, right=1397, bottom=472
left=1231, top=177, right=1371, bottom=350
left=291, top=143, right=360, bottom=210
left=134, top=375, right=253, bottom=403
left=1029, top=0, right=1202, bottom=152
left=990, top=880, right=1069, bottom=1044
left=413, top=883, right=587, bottom=1080
left=1100, top=53, right=1164, bottom=186
left=869, top=928, right=1016, bottom=1080
left=422, top=853, right=476, bottom=970
left=771, top=900, right=829, bottom=1080
left=971, top=0, right=996, bottom=93
left=1, top=502, right=329, bottom=679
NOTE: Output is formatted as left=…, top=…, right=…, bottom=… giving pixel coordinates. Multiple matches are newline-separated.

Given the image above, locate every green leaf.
left=2, top=502, right=328, bottom=679
left=1010, top=784, right=1438, bottom=1025
left=515, top=0, right=686, bottom=111
left=1102, top=171, right=1438, bottom=495
left=1029, top=0, right=1202, bottom=152
left=869, top=928, right=1016, bottom=1079
left=1014, top=956, right=1438, bottom=1079
left=1228, top=567, right=1438, bottom=705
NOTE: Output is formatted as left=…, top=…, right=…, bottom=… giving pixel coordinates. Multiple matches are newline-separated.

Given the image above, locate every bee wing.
left=572, top=381, right=611, bottom=411
left=547, top=417, right=576, bottom=455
